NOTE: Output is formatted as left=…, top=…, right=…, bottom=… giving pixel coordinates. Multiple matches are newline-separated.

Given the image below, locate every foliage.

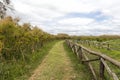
left=72, top=35, right=120, bottom=41
left=56, top=33, right=71, bottom=39
left=0, top=16, right=58, bottom=79
left=0, top=16, right=55, bottom=61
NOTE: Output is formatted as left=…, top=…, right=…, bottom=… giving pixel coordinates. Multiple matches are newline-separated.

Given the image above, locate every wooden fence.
left=66, top=40, right=120, bottom=80
left=77, top=40, right=120, bottom=51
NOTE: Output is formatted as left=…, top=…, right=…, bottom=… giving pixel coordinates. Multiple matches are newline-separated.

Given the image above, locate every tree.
left=57, top=33, right=70, bottom=39
left=0, top=0, right=11, bottom=19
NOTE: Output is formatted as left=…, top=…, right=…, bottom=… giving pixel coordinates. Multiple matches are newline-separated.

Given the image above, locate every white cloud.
left=58, top=18, right=94, bottom=26
left=9, top=0, right=120, bottom=35
left=12, top=1, right=32, bottom=13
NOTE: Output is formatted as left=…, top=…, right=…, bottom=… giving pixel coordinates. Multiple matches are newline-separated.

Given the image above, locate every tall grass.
left=0, top=40, right=58, bottom=80
left=63, top=42, right=93, bottom=80
left=77, top=40, right=120, bottom=79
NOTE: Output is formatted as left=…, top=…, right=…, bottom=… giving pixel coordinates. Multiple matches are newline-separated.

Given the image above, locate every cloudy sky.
left=10, top=0, right=120, bottom=35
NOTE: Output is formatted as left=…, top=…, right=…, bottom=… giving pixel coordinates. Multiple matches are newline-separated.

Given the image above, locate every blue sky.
left=10, top=0, right=120, bottom=35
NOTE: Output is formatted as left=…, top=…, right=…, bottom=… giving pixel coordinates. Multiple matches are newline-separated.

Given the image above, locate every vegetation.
left=0, top=16, right=58, bottom=80
left=63, top=41, right=92, bottom=80
left=28, top=41, right=92, bottom=80
left=1, top=0, right=119, bottom=79
left=75, top=39, right=120, bottom=79
left=77, top=39, right=120, bottom=61
left=72, top=35, right=120, bottom=41
left=56, top=33, right=70, bottom=39
left=0, top=16, right=56, bottom=61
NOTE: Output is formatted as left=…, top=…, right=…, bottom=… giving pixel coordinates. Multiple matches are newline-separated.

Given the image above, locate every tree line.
left=71, top=35, right=120, bottom=42
left=0, top=16, right=56, bottom=61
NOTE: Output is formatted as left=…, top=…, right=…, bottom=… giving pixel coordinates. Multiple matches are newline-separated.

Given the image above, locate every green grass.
left=29, top=41, right=79, bottom=80
left=29, top=41, right=71, bottom=80
left=79, top=42, right=120, bottom=79
left=79, top=39, right=120, bottom=61
left=63, top=41, right=93, bottom=80
left=82, top=43, right=120, bottom=61
left=28, top=41, right=93, bottom=80
left=0, top=40, right=58, bottom=80
left=107, top=39, right=120, bottom=51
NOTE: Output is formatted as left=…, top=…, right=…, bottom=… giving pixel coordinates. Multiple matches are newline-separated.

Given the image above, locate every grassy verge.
left=0, top=40, right=58, bottom=80
left=63, top=41, right=93, bottom=80
left=80, top=43, right=120, bottom=79
left=81, top=44, right=120, bottom=61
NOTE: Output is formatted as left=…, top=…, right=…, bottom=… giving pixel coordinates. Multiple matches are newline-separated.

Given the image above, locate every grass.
left=29, top=41, right=77, bottom=80
left=63, top=41, right=93, bottom=80
left=0, top=40, right=58, bottom=80
left=29, top=41, right=93, bottom=80
left=78, top=41, right=120, bottom=79
left=81, top=43, right=120, bottom=61
left=78, top=39, right=120, bottom=61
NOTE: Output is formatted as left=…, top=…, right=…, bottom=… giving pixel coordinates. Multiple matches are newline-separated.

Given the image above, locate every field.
left=77, top=39, right=120, bottom=61
left=71, top=39, right=120, bottom=80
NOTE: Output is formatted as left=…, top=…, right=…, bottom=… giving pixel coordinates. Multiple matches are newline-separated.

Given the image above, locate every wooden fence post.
left=107, top=43, right=110, bottom=50
left=73, top=44, right=76, bottom=54
left=78, top=46, right=83, bottom=62
left=66, top=40, right=120, bottom=80
left=100, top=58, right=105, bottom=80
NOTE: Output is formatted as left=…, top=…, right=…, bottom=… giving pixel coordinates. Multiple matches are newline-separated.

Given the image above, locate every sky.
left=10, top=0, right=120, bottom=35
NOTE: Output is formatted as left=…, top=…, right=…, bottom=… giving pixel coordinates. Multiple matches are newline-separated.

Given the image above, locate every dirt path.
left=29, top=41, right=78, bottom=80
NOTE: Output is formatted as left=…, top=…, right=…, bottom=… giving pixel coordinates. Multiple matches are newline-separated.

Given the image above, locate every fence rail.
left=77, top=40, right=120, bottom=51
left=66, top=40, right=120, bottom=80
